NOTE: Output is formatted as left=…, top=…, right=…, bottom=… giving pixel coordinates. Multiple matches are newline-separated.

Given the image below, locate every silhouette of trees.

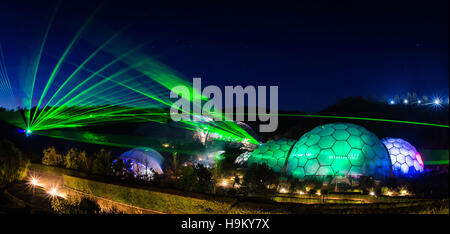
left=64, top=148, right=89, bottom=171
left=0, top=139, right=30, bottom=185
left=42, top=146, right=64, bottom=167
left=92, top=148, right=113, bottom=176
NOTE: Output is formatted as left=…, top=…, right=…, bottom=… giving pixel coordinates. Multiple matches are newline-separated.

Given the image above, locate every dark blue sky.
left=1, top=0, right=448, bottom=112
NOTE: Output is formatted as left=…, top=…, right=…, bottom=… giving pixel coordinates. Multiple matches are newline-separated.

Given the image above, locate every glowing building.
left=381, top=138, right=424, bottom=177
left=247, top=138, right=297, bottom=173
left=235, top=151, right=252, bottom=167
left=286, top=123, right=392, bottom=179
left=117, top=147, right=164, bottom=178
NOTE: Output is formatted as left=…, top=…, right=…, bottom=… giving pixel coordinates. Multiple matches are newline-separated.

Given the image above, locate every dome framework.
left=381, top=137, right=424, bottom=177
left=117, top=147, right=164, bottom=177
left=285, top=123, right=392, bottom=179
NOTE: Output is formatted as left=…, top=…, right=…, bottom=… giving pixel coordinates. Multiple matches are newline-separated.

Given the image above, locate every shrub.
left=243, top=163, right=279, bottom=196
left=0, top=140, right=30, bottom=185
left=51, top=194, right=101, bottom=214
left=111, top=158, right=134, bottom=180
left=42, top=146, right=64, bottom=167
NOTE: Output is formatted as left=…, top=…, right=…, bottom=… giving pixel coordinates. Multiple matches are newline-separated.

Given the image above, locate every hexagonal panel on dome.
left=331, top=157, right=352, bottom=175
left=286, top=123, right=391, bottom=180
left=247, top=138, right=296, bottom=173
left=318, top=126, right=335, bottom=136
left=381, top=137, right=424, bottom=177
left=305, top=159, right=320, bottom=175
left=318, top=136, right=335, bottom=148
left=347, top=127, right=362, bottom=136
left=348, top=136, right=364, bottom=149
left=235, top=151, right=252, bottom=167
left=332, top=141, right=351, bottom=156
left=318, top=149, right=335, bottom=166
left=333, top=130, right=350, bottom=141
left=306, top=134, right=321, bottom=146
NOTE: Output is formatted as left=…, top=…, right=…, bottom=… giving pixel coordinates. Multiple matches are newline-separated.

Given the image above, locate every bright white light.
left=298, top=191, right=304, bottom=195
left=279, top=188, right=288, bottom=193
left=369, top=191, right=375, bottom=196
left=31, top=178, right=38, bottom=186
left=387, top=191, right=392, bottom=196
left=417, top=100, right=421, bottom=104
left=221, top=180, right=227, bottom=187
left=403, top=99, right=408, bottom=104
left=316, top=190, right=321, bottom=196
left=434, top=99, right=441, bottom=105
left=389, top=100, right=395, bottom=105
left=49, top=188, right=57, bottom=196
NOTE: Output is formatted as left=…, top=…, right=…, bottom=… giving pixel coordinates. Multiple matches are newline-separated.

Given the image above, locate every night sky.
left=0, top=0, right=448, bottom=112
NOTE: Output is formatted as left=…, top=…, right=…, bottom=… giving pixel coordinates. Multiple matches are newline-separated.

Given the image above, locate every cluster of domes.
left=242, top=122, right=425, bottom=180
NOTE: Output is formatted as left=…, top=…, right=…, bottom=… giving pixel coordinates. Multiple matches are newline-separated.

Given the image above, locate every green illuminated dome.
left=286, top=123, right=391, bottom=179
left=247, top=138, right=296, bottom=173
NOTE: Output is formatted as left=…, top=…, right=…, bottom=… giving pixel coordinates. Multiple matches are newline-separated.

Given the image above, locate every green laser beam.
left=31, top=3, right=103, bottom=125
left=27, top=2, right=60, bottom=128
left=227, top=113, right=449, bottom=128
left=33, top=25, right=130, bottom=124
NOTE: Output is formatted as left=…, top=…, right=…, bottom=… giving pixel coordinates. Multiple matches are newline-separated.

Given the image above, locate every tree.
left=42, top=146, right=64, bottom=167
left=92, top=148, right=112, bottom=176
left=175, top=165, right=198, bottom=192
left=64, top=148, right=89, bottom=171
left=0, top=140, right=30, bottom=185
left=194, top=164, right=213, bottom=193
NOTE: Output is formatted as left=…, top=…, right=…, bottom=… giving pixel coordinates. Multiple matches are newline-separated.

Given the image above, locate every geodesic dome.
left=118, top=147, right=164, bottom=176
left=235, top=151, right=252, bottom=167
left=247, top=138, right=297, bottom=173
left=381, top=138, right=424, bottom=177
left=286, top=123, right=391, bottom=179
